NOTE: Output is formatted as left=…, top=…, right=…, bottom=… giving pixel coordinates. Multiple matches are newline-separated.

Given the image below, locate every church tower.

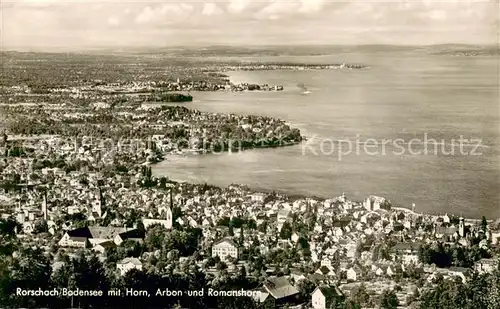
left=165, top=207, right=173, bottom=230
left=166, top=187, right=173, bottom=229
left=41, top=191, right=48, bottom=221
left=459, top=217, right=465, bottom=238
left=93, top=187, right=104, bottom=218
left=169, top=187, right=173, bottom=209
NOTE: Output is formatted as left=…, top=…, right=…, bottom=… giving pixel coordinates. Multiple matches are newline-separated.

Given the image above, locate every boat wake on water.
left=297, top=83, right=312, bottom=94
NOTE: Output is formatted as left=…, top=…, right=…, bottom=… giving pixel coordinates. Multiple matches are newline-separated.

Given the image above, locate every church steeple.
left=459, top=217, right=465, bottom=238
left=42, top=191, right=48, bottom=220
left=99, top=187, right=105, bottom=207
left=165, top=186, right=173, bottom=229
left=93, top=187, right=104, bottom=218
left=170, top=187, right=173, bottom=209
left=166, top=207, right=172, bottom=229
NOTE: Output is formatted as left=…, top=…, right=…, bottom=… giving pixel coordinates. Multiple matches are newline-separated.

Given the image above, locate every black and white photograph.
left=0, top=0, right=499, bottom=308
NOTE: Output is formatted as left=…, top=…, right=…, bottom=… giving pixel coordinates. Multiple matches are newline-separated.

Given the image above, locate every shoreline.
left=151, top=158, right=491, bottom=220
left=149, top=169, right=491, bottom=221
left=160, top=139, right=304, bottom=156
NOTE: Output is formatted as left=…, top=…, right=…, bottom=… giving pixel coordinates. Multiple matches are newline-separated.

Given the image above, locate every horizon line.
left=2, top=42, right=498, bottom=53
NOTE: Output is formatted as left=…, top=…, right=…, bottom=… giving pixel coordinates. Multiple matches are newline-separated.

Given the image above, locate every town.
left=1, top=149, right=499, bottom=308
left=0, top=52, right=499, bottom=309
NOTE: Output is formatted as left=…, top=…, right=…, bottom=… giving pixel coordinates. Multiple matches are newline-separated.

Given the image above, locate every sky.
left=1, top=0, right=499, bottom=49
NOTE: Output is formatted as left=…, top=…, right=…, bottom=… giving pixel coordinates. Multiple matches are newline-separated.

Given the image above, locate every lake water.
left=152, top=51, right=500, bottom=218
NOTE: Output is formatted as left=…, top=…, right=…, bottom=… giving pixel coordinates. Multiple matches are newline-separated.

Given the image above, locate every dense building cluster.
left=0, top=52, right=498, bottom=309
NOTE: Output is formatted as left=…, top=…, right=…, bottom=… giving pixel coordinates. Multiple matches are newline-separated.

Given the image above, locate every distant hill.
left=3, top=44, right=498, bottom=58
left=427, top=44, right=499, bottom=56
left=126, top=44, right=424, bottom=57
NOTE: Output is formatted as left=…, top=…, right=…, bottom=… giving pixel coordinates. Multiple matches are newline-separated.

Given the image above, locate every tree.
left=122, top=268, right=149, bottom=290
left=1, top=247, right=51, bottom=308
left=350, top=284, right=371, bottom=307
left=167, top=249, right=180, bottom=262
left=406, top=287, right=420, bottom=305
left=136, top=220, right=145, bottom=234
left=159, top=177, right=168, bottom=189
left=205, top=256, right=217, bottom=268
left=257, top=221, right=267, bottom=233
left=279, top=222, right=292, bottom=240
left=487, top=270, right=500, bottom=309
left=57, top=252, right=111, bottom=308
left=247, top=220, right=257, bottom=230
left=342, top=300, right=362, bottom=309
left=297, top=236, right=309, bottom=251
left=297, top=279, right=316, bottom=301
left=104, top=246, right=122, bottom=268
left=379, top=289, right=399, bottom=309
left=0, top=218, right=20, bottom=238
left=451, top=247, right=467, bottom=267
left=237, top=265, right=247, bottom=279
left=218, top=217, right=231, bottom=227
left=33, top=220, right=48, bottom=234
left=171, top=206, right=183, bottom=223
left=144, top=224, right=168, bottom=251
left=118, top=240, right=144, bottom=258
left=0, top=259, right=12, bottom=305
left=481, top=216, right=488, bottom=233
left=419, top=277, right=469, bottom=309
left=216, top=261, right=227, bottom=271
left=0, top=236, right=17, bottom=257
left=159, top=228, right=201, bottom=257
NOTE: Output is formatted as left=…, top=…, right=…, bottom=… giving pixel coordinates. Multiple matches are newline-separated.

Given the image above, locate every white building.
left=474, top=258, right=498, bottom=274
left=250, top=193, right=266, bottom=203
left=446, top=267, right=471, bottom=283
left=212, top=238, right=239, bottom=262
left=363, top=196, right=391, bottom=211
left=490, top=231, right=500, bottom=245
left=346, top=266, right=363, bottom=281
left=117, top=257, right=143, bottom=276
left=277, top=209, right=291, bottom=224
left=391, top=243, right=419, bottom=265
left=142, top=217, right=172, bottom=230
left=22, top=222, right=34, bottom=234
left=312, top=286, right=343, bottom=309
left=58, top=233, right=88, bottom=248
